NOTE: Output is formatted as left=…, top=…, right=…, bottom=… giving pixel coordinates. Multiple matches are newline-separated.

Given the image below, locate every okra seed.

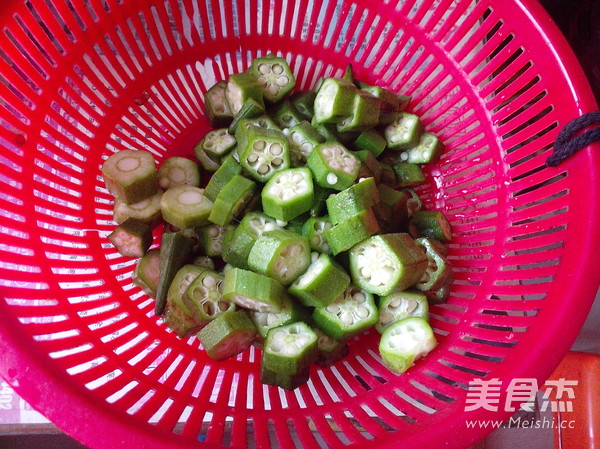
left=292, top=174, right=303, bottom=183
left=390, top=298, right=402, bottom=308
left=291, top=132, right=302, bottom=144
left=276, top=76, right=289, bottom=86
left=258, top=63, right=270, bottom=74
left=208, top=226, right=220, bottom=238
left=273, top=64, right=284, bottom=75
left=380, top=312, right=393, bottom=324
left=353, top=292, right=365, bottom=303
left=310, top=236, right=321, bottom=247
left=301, top=142, right=313, bottom=153
left=272, top=157, right=283, bottom=166
left=329, top=160, right=340, bottom=170
left=406, top=300, right=418, bottom=313
left=204, top=302, right=216, bottom=316
left=326, top=173, right=338, bottom=185
left=271, top=341, right=283, bottom=353
left=356, top=306, right=369, bottom=318
left=203, top=275, right=217, bottom=289
left=340, top=313, right=354, bottom=325
left=322, top=147, right=332, bottom=158
left=267, top=314, right=278, bottom=326
left=270, top=143, right=283, bottom=155
left=254, top=140, right=266, bottom=151
left=258, top=164, right=270, bottom=174
left=270, top=185, right=282, bottom=196
left=218, top=301, right=230, bottom=312
left=247, top=153, right=259, bottom=163
left=267, top=85, right=279, bottom=96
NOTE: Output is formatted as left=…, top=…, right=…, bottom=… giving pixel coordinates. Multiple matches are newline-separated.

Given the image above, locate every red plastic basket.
left=1, top=0, right=599, bottom=448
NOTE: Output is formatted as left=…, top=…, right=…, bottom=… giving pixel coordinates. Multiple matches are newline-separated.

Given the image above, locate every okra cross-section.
left=239, top=126, right=290, bottom=182
left=313, top=285, right=378, bottom=341
left=399, top=132, right=444, bottom=164
left=378, top=317, right=437, bottom=374
left=107, top=218, right=153, bottom=258
left=249, top=295, right=310, bottom=340
left=384, top=112, right=423, bottom=150
left=248, top=229, right=311, bottom=286
left=314, top=327, right=349, bottom=368
left=313, top=78, right=357, bottom=124
left=157, top=157, right=201, bottom=190
left=102, top=149, right=158, bottom=204
left=284, top=121, right=325, bottom=167
left=204, top=80, right=234, bottom=127
left=208, top=174, right=256, bottom=226
left=376, top=289, right=429, bottom=334
left=163, top=264, right=207, bottom=338
left=262, top=167, right=314, bottom=222
left=263, top=322, right=318, bottom=375
left=408, top=210, right=453, bottom=243
left=225, top=72, right=265, bottom=115
left=307, top=142, right=360, bottom=191
left=326, top=177, right=380, bottom=225
left=288, top=253, right=350, bottom=308
left=414, top=238, right=453, bottom=292
left=250, top=54, right=296, bottom=103
left=198, top=128, right=237, bottom=159
left=349, top=233, right=428, bottom=296
left=301, top=216, right=333, bottom=254
left=184, top=270, right=234, bottom=326
left=198, top=310, right=257, bottom=361
left=197, top=224, right=232, bottom=257
left=113, top=189, right=163, bottom=226
left=222, top=267, right=286, bottom=312
left=160, top=185, right=214, bottom=230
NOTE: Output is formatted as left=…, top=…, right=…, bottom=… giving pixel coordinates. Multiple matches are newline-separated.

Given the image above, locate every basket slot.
left=444, top=2, right=492, bottom=59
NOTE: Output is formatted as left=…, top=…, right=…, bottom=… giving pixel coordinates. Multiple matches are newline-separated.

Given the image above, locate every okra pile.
left=101, top=55, right=454, bottom=390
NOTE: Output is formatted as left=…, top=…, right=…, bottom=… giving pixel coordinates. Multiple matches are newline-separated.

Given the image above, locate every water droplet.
left=134, top=91, right=150, bottom=105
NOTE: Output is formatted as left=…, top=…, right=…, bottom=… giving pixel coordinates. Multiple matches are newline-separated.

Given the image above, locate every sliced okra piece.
left=398, top=132, right=444, bottom=164
left=203, top=155, right=242, bottom=203
left=313, top=78, right=358, bottom=124
left=249, top=295, right=310, bottom=340
left=352, top=128, right=387, bottom=157
left=356, top=151, right=382, bottom=183
left=336, top=90, right=381, bottom=133
left=163, top=264, right=207, bottom=337
left=324, top=208, right=381, bottom=255
left=194, top=144, right=222, bottom=173
left=326, top=177, right=380, bottom=225
left=160, top=185, right=213, bottom=229
left=260, top=363, right=310, bottom=390
left=197, top=224, right=233, bottom=257
left=228, top=97, right=266, bottom=134
left=102, top=149, right=158, bottom=204
left=184, top=270, right=234, bottom=325
left=302, top=216, right=333, bottom=254
left=374, top=184, right=411, bottom=232
left=155, top=231, right=194, bottom=315
left=157, top=157, right=201, bottom=191
left=285, top=214, right=309, bottom=235
left=378, top=317, right=437, bottom=374
left=221, top=212, right=282, bottom=269
left=393, top=163, right=426, bottom=187
left=313, top=285, right=377, bottom=340
left=313, top=123, right=339, bottom=143
left=342, top=63, right=359, bottom=85
left=198, top=310, right=257, bottom=361
left=414, top=237, right=453, bottom=292
left=376, top=289, right=429, bottom=334
left=133, top=248, right=161, bottom=298
left=418, top=237, right=448, bottom=257
left=113, top=189, right=163, bottom=226
left=283, top=121, right=325, bottom=167
left=309, top=184, right=333, bottom=217
left=289, top=90, right=316, bottom=119
left=108, top=218, right=153, bottom=258
left=307, top=142, right=360, bottom=191
left=225, top=71, right=264, bottom=115
left=314, top=328, right=349, bottom=368
left=239, top=126, right=290, bottom=182
left=222, top=267, right=286, bottom=312
left=248, top=229, right=311, bottom=286
left=379, top=162, right=397, bottom=187
left=193, top=255, right=216, bottom=270
left=198, top=128, right=237, bottom=160
left=262, top=167, right=314, bottom=222
left=384, top=112, right=423, bottom=149
left=250, top=54, right=296, bottom=103
left=288, top=253, right=350, bottom=308
left=204, top=80, right=234, bottom=127
left=268, top=99, right=305, bottom=128
left=359, top=84, right=404, bottom=126
left=349, top=233, right=428, bottom=296
left=263, top=322, right=318, bottom=375
left=208, top=174, right=256, bottom=226
left=408, top=210, right=452, bottom=243
left=423, top=271, right=453, bottom=304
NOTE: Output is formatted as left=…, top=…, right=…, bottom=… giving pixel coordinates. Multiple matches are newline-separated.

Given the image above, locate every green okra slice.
left=302, top=216, right=333, bottom=254
left=285, top=214, right=309, bottom=235
left=221, top=212, right=282, bottom=269
left=248, top=229, right=311, bottom=286
left=155, top=231, right=195, bottom=315
left=208, top=174, right=256, bottom=226
left=355, top=151, right=382, bottom=184
left=204, top=80, right=234, bottom=127
left=263, top=322, right=318, bottom=375
left=198, top=128, right=237, bottom=159
left=113, top=189, right=163, bottom=226
left=239, top=126, right=290, bottom=182
left=307, top=142, right=361, bottom=191
left=414, top=237, right=453, bottom=292
left=384, top=112, right=423, bottom=149
left=309, top=184, right=333, bottom=217
left=423, top=271, right=454, bottom=304
left=222, top=267, right=286, bottom=312
left=194, top=145, right=222, bottom=173
left=249, top=295, right=310, bottom=340
left=313, top=78, right=358, bottom=124
left=228, top=98, right=266, bottom=134
left=108, top=218, right=153, bottom=258
left=288, top=253, right=350, bottom=308
left=313, top=123, right=339, bottom=143
left=398, top=132, right=444, bottom=164
left=198, top=310, right=257, bottom=361
left=352, top=128, right=387, bottom=157
left=197, top=224, right=233, bottom=257
left=260, top=363, right=310, bottom=390
left=373, top=184, right=411, bottom=233
left=376, top=289, right=429, bottom=334
left=268, top=99, right=305, bottom=128
left=408, top=210, right=453, bottom=243
left=283, top=121, right=326, bottom=167
left=102, top=149, right=158, bottom=204
left=393, top=163, right=426, bottom=187
left=359, top=84, right=406, bottom=126
left=225, top=71, right=264, bottom=115
left=163, top=264, right=207, bottom=337
left=133, top=248, right=161, bottom=298
left=313, top=285, right=378, bottom=341
left=261, top=167, right=314, bottom=222
left=289, top=90, right=316, bottom=119
left=203, top=155, right=242, bottom=203
left=314, top=327, right=349, bottom=368
left=336, top=90, right=381, bottom=133
left=324, top=208, right=381, bottom=255
left=326, top=177, right=380, bottom=225
left=348, top=233, right=428, bottom=296
left=160, top=185, right=213, bottom=229
left=184, top=270, right=234, bottom=325
left=379, top=162, right=397, bottom=187
left=157, top=157, right=201, bottom=190
left=193, top=255, right=216, bottom=270
left=250, top=54, right=296, bottom=103
left=378, top=317, right=437, bottom=374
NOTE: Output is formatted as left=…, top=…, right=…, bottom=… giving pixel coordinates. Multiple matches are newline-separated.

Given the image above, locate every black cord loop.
left=546, top=111, right=600, bottom=167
